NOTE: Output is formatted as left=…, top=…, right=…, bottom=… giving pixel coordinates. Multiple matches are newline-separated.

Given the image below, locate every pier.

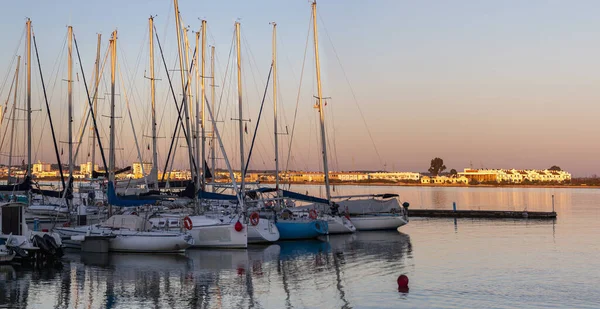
left=408, top=209, right=557, bottom=219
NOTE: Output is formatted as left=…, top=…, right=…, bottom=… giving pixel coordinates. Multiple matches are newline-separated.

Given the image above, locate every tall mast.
left=109, top=31, right=117, bottom=184
left=108, top=30, right=117, bottom=216
left=91, top=33, right=101, bottom=176
left=26, top=19, right=32, bottom=179
left=194, top=30, right=200, bottom=190
left=7, top=56, right=21, bottom=183
left=200, top=19, right=207, bottom=191
left=67, top=26, right=74, bottom=182
left=312, top=1, right=331, bottom=201
left=149, top=17, right=158, bottom=189
left=235, top=22, right=245, bottom=198
left=271, top=22, right=279, bottom=195
left=210, top=45, right=216, bottom=192
left=173, top=0, right=196, bottom=187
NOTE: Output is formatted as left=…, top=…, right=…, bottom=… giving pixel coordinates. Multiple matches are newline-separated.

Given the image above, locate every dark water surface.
left=1, top=186, right=599, bottom=309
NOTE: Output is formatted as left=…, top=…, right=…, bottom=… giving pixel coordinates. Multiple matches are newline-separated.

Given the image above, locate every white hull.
left=326, top=216, right=356, bottom=234
left=350, top=215, right=408, bottom=231
left=248, top=218, right=280, bottom=243
left=188, top=223, right=248, bottom=249
left=152, top=215, right=248, bottom=249
left=55, top=227, right=192, bottom=253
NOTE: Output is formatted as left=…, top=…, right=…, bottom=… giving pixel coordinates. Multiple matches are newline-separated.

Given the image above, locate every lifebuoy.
left=250, top=212, right=260, bottom=226
left=183, top=216, right=193, bottom=230
left=309, top=209, right=318, bottom=220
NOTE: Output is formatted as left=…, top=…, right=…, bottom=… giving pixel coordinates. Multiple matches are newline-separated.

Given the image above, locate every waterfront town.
left=1, top=160, right=573, bottom=185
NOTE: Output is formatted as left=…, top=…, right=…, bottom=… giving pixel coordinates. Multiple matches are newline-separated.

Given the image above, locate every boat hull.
left=248, top=218, right=280, bottom=243
left=55, top=227, right=192, bottom=253
left=350, top=214, right=408, bottom=231
left=326, top=216, right=356, bottom=234
left=188, top=224, right=248, bottom=249
left=275, top=220, right=328, bottom=240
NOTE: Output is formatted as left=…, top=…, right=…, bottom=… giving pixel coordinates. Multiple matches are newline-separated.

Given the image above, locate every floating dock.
left=408, top=209, right=557, bottom=219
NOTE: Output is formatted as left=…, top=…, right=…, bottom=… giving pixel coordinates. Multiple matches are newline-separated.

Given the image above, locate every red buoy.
left=235, top=221, right=243, bottom=232
left=397, top=274, right=409, bottom=288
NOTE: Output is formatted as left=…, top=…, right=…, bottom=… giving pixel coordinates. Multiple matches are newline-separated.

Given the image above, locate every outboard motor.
left=402, top=202, right=410, bottom=220
left=32, top=234, right=54, bottom=256
left=43, top=234, right=63, bottom=257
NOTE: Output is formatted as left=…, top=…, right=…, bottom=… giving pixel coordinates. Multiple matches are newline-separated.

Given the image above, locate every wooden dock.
left=408, top=209, right=557, bottom=219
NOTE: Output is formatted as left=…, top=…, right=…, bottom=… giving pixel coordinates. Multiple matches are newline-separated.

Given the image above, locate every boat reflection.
left=0, top=231, right=413, bottom=309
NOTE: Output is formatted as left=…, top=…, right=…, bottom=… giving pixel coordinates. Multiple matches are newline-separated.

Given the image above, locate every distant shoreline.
left=257, top=181, right=600, bottom=189
left=4, top=177, right=598, bottom=189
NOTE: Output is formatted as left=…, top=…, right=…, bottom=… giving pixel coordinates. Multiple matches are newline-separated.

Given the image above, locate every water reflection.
left=0, top=232, right=413, bottom=309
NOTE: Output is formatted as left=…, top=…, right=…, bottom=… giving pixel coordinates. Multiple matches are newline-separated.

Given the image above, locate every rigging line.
left=73, top=42, right=110, bottom=162
left=32, top=30, right=67, bottom=192
left=153, top=24, right=198, bottom=182
left=118, top=61, right=145, bottom=182
left=318, top=13, right=384, bottom=169
left=284, top=12, right=312, bottom=184
left=216, top=27, right=236, bottom=121
left=73, top=33, right=109, bottom=175
left=244, top=64, right=273, bottom=175
left=0, top=26, right=26, bottom=100
left=241, top=33, right=275, bottom=151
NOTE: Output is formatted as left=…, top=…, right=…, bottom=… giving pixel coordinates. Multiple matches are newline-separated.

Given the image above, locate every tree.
left=548, top=165, right=562, bottom=171
left=450, top=169, right=458, bottom=175
left=428, top=157, right=446, bottom=176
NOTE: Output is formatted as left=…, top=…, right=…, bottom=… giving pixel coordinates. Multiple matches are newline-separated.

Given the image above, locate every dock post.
left=452, top=202, right=457, bottom=212
left=552, top=195, right=555, bottom=213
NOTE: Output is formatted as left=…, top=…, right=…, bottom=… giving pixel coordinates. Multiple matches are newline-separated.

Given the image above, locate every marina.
left=0, top=186, right=598, bottom=309
left=0, top=0, right=598, bottom=308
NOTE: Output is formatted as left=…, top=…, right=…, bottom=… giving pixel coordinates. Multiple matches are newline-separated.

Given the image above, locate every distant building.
left=458, top=168, right=571, bottom=183
left=367, top=172, right=421, bottom=182
left=132, top=162, right=153, bottom=178
left=32, top=161, right=51, bottom=174
left=80, top=162, right=99, bottom=176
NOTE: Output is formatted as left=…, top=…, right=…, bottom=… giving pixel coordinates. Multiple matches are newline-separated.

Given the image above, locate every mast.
left=200, top=19, right=207, bottom=191
left=194, top=30, right=200, bottom=190
left=235, top=22, right=245, bottom=199
left=7, top=56, right=20, bottom=183
left=149, top=17, right=158, bottom=189
left=312, top=1, right=331, bottom=201
left=91, top=33, right=101, bottom=176
left=26, top=19, right=32, bottom=180
left=210, top=45, right=216, bottom=192
left=109, top=31, right=117, bottom=183
left=271, top=22, right=280, bottom=196
left=173, top=0, right=196, bottom=188
left=67, top=26, right=74, bottom=182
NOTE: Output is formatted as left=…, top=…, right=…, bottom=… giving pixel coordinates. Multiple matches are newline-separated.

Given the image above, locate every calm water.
left=1, top=186, right=599, bottom=309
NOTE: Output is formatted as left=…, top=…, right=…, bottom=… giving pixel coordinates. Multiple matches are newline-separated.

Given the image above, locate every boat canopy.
left=101, top=215, right=153, bottom=231
left=281, top=190, right=329, bottom=205
left=107, top=181, right=163, bottom=207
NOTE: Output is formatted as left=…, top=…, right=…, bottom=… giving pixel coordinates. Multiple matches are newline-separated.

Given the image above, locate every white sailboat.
left=310, top=1, right=408, bottom=231
left=55, top=215, right=193, bottom=253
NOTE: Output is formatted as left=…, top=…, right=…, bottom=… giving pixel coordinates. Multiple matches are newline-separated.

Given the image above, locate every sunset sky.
left=1, top=1, right=600, bottom=176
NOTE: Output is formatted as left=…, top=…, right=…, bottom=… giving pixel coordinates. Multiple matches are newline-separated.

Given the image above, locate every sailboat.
left=0, top=20, right=65, bottom=265
left=146, top=6, right=248, bottom=249
left=305, top=1, right=408, bottom=231
left=56, top=29, right=194, bottom=253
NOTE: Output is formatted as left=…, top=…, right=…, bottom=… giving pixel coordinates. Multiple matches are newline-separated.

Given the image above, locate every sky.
left=1, top=1, right=600, bottom=177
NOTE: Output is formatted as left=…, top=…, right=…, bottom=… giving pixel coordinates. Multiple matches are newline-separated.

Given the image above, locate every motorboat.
left=0, top=202, right=64, bottom=263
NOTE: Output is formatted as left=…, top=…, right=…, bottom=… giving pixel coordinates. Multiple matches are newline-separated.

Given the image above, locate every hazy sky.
left=1, top=1, right=600, bottom=177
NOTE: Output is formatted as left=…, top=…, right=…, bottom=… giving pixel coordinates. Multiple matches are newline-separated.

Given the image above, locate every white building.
left=80, top=162, right=99, bottom=176
left=32, top=161, right=51, bottom=174
left=368, top=172, right=421, bottom=182
left=133, top=162, right=153, bottom=178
